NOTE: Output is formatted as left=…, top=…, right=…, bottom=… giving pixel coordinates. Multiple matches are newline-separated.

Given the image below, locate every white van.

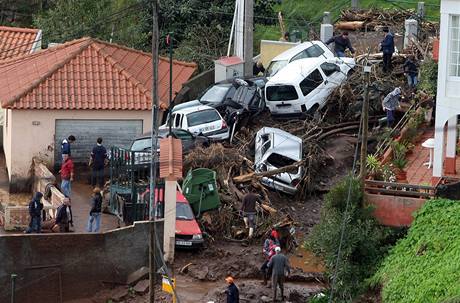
left=264, top=57, right=355, bottom=116
left=265, top=41, right=335, bottom=78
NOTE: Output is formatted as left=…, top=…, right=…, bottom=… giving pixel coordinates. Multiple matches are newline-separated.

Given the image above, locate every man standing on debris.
left=261, top=230, right=280, bottom=285
left=380, top=27, right=395, bottom=73
left=382, top=87, right=402, bottom=128
left=61, top=135, right=76, bottom=160
left=60, top=153, right=74, bottom=198
left=25, top=192, right=44, bottom=233
left=241, top=189, right=259, bottom=238
left=268, top=246, right=291, bottom=302
left=90, top=137, right=108, bottom=188
left=87, top=187, right=103, bottom=232
left=225, top=276, right=239, bottom=303
left=55, top=197, right=73, bottom=232
left=325, top=31, right=355, bottom=57
left=403, top=55, right=418, bottom=88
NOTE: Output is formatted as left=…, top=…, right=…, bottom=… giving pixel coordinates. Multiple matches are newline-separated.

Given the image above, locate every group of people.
left=224, top=229, right=291, bottom=302
left=26, top=135, right=107, bottom=234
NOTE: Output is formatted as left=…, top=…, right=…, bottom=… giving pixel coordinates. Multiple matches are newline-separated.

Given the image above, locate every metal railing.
left=365, top=180, right=436, bottom=198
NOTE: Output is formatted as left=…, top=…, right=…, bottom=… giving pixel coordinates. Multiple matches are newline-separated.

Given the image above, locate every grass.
left=255, top=0, right=440, bottom=42
left=370, top=199, right=460, bottom=303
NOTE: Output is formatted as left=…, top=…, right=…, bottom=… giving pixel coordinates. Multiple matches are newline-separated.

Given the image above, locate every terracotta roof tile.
left=0, top=26, right=41, bottom=60
left=0, top=37, right=197, bottom=110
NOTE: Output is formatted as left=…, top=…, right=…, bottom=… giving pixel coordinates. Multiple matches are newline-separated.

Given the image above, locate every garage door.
left=55, top=119, right=143, bottom=164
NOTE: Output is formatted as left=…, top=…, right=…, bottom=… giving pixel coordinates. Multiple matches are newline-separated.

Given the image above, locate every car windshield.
left=267, top=153, right=296, bottom=167
left=266, top=85, right=298, bottom=101
left=131, top=138, right=153, bottom=151
left=200, top=84, right=232, bottom=103
left=176, top=202, right=194, bottom=220
left=187, top=109, right=221, bottom=127
left=266, top=60, right=288, bottom=77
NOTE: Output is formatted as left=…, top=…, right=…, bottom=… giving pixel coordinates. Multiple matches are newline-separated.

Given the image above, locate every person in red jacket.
left=59, top=153, right=74, bottom=198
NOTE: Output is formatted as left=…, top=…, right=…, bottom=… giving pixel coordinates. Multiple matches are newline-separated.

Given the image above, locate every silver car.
left=254, top=127, right=304, bottom=195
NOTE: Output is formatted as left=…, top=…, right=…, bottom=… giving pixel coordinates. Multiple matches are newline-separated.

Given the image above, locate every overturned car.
left=254, top=127, right=304, bottom=195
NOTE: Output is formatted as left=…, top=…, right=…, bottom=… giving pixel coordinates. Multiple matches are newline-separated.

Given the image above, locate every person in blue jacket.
left=380, top=27, right=395, bottom=73
left=25, top=192, right=44, bottom=233
left=61, top=135, right=76, bottom=160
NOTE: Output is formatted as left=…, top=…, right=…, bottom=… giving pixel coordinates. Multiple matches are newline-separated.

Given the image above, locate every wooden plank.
left=365, top=187, right=434, bottom=198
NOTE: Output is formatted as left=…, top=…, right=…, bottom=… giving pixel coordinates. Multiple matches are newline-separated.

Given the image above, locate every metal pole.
left=10, top=274, right=17, bottom=303
left=351, top=0, right=359, bottom=9
left=168, top=32, right=173, bottom=136
left=149, top=0, right=160, bottom=302
left=359, top=63, right=371, bottom=189
left=243, top=0, right=253, bottom=76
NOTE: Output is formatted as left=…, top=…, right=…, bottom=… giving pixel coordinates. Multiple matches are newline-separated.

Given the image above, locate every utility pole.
left=359, top=62, right=371, bottom=189
left=149, top=0, right=159, bottom=302
left=167, top=32, right=174, bottom=135
left=243, top=0, right=253, bottom=76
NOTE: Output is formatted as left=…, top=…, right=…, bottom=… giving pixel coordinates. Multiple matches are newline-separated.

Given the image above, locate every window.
left=291, top=45, right=326, bottom=62
left=321, top=62, right=340, bottom=77
left=299, top=69, right=324, bottom=96
left=449, top=15, right=460, bottom=77
left=176, top=202, right=194, bottom=220
left=266, top=60, right=288, bottom=77
left=174, top=114, right=181, bottom=128
left=267, top=153, right=296, bottom=167
left=266, top=85, right=299, bottom=101
left=131, top=138, right=151, bottom=151
left=186, top=109, right=221, bottom=127
left=173, top=129, right=193, bottom=140
left=200, top=84, right=233, bottom=103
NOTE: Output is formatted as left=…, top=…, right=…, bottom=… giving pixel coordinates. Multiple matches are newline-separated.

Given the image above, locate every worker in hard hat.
left=224, top=276, right=240, bottom=303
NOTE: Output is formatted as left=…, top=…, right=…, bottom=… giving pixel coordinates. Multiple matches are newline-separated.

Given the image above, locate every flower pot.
left=396, top=170, right=407, bottom=182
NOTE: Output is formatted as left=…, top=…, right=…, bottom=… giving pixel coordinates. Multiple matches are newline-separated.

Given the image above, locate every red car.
left=141, top=188, right=204, bottom=248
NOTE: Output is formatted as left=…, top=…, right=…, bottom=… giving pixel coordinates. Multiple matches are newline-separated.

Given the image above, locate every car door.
left=320, top=62, right=344, bottom=102
left=173, top=129, right=195, bottom=152
left=298, top=68, right=328, bottom=110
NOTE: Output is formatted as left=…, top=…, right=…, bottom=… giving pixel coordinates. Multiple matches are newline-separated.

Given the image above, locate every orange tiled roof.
left=0, top=26, right=41, bottom=60
left=0, top=37, right=197, bottom=110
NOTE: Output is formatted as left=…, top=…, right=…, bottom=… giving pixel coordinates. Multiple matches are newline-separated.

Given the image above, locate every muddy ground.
left=74, top=135, right=356, bottom=303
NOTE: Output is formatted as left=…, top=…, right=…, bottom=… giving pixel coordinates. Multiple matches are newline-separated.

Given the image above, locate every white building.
left=433, top=0, right=460, bottom=182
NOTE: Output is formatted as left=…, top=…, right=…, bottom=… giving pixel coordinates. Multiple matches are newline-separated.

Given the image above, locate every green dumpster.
left=182, top=168, right=220, bottom=215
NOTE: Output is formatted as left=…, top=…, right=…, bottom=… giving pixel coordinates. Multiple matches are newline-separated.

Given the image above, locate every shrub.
left=306, top=176, right=397, bottom=301
left=370, top=199, right=460, bottom=303
left=418, top=59, right=438, bottom=96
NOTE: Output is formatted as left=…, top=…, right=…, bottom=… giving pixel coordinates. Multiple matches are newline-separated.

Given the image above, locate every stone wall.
left=0, top=220, right=164, bottom=302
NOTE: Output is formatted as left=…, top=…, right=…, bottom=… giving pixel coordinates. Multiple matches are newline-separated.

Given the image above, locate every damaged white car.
left=254, top=127, right=304, bottom=195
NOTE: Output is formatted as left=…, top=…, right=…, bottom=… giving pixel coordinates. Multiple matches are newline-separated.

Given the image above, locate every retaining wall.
left=365, top=192, right=426, bottom=226
left=0, top=220, right=164, bottom=302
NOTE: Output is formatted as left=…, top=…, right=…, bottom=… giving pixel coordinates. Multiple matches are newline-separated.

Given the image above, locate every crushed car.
left=254, top=127, right=304, bottom=195
left=264, top=40, right=335, bottom=78
left=265, top=56, right=355, bottom=117
left=160, top=103, right=230, bottom=140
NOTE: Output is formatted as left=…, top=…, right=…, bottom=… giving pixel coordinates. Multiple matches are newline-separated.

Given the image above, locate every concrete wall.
left=365, top=193, right=427, bottom=227
left=0, top=220, right=164, bottom=302
left=4, top=109, right=153, bottom=192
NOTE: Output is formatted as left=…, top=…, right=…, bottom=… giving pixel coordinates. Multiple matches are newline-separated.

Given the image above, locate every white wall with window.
left=433, top=0, right=460, bottom=180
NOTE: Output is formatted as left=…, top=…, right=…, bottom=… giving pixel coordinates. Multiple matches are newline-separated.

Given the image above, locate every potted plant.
left=392, top=142, right=408, bottom=182
left=366, top=154, right=382, bottom=180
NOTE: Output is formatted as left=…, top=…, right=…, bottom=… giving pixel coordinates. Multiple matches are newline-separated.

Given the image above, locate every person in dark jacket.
left=55, top=197, right=73, bottom=232
left=61, top=135, right=76, bottom=160
left=261, top=230, right=280, bottom=285
left=403, top=55, right=418, bottom=88
left=90, top=137, right=108, bottom=188
left=325, top=32, right=355, bottom=57
left=86, top=187, right=103, bottom=232
left=382, top=87, right=402, bottom=127
left=268, top=246, right=291, bottom=302
left=241, top=190, right=258, bottom=238
left=380, top=27, right=395, bottom=73
left=25, top=192, right=44, bottom=233
left=225, top=276, right=239, bottom=303
left=253, top=61, right=266, bottom=76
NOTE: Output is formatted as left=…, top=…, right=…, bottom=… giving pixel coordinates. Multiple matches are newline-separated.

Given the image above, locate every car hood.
left=176, top=218, right=202, bottom=235
left=254, top=127, right=302, bottom=164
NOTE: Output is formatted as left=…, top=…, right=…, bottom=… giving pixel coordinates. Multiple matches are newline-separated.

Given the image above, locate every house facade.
left=0, top=37, right=197, bottom=192
left=433, top=0, right=460, bottom=183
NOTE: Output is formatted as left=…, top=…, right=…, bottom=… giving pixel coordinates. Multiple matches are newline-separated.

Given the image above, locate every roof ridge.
left=2, top=38, right=93, bottom=108
left=0, top=25, right=39, bottom=33
left=91, top=42, right=151, bottom=100
left=93, top=38, right=197, bottom=68
left=0, top=37, right=91, bottom=66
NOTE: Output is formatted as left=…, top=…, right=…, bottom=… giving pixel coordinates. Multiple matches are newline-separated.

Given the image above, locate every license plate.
left=176, top=240, right=192, bottom=246
left=200, top=125, right=216, bottom=133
